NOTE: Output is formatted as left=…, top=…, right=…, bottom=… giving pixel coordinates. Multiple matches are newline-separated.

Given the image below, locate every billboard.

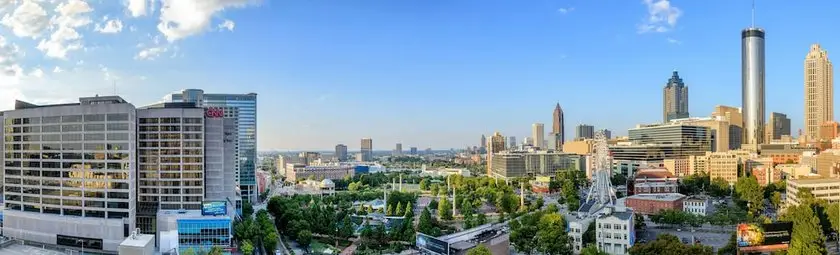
left=416, top=233, right=449, bottom=255
left=202, top=201, right=227, bottom=216
left=737, top=222, right=792, bottom=252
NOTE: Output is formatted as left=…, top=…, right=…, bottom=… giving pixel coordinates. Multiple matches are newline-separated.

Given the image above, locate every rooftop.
left=635, top=168, right=675, bottom=179
left=627, top=193, right=686, bottom=202
left=119, top=233, right=155, bottom=248
left=789, top=177, right=840, bottom=185
left=599, top=211, right=633, bottom=221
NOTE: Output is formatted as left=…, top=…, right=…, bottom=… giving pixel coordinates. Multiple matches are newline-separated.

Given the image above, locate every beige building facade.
left=707, top=152, right=739, bottom=184
left=805, top=44, right=834, bottom=140
left=563, top=139, right=595, bottom=155
left=786, top=177, right=840, bottom=207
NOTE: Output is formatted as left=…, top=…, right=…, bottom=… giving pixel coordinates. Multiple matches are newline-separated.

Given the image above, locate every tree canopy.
left=629, top=234, right=714, bottom=255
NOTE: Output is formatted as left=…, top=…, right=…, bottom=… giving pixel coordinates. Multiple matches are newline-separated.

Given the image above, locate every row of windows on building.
left=5, top=162, right=131, bottom=170
left=5, top=124, right=132, bottom=135
left=5, top=204, right=130, bottom=219
left=139, top=118, right=203, bottom=124
left=5, top=171, right=128, bottom=180
left=598, top=223, right=628, bottom=230
left=5, top=143, right=130, bottom=152
left=139, top=149, right=203, bottom=156
left=3, top=114, right=131, bottom=126
left=4, top=181, right=130, bottom=190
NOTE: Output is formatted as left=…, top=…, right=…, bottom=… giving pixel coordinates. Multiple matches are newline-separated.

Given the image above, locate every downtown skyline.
left=2, top=0, right=840, bottom=151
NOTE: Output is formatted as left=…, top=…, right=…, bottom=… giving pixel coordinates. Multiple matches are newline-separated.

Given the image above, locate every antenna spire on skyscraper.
left=751, top=0, right=756, bottom=28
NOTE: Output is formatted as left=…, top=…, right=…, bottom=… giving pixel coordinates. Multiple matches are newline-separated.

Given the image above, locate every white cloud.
left=667, top=37, right=681, bottom=44
left=0, top=35, right=22, bottom=78
left=557, top=7, right=574, bottom=14
left=218, top=19, right=234, bottom=31
left=37, top=26, right=83, bottom=59
left=157, top=0, right=254, bottom=41
left=638, top=0, right=682, bottom=34
left=127, top=0, right=147, bottom=17
left=36, top=0, right=93, bottom=59
left=53, top=0, right=93, bottom=27
left=135, top=46, right=167, bottom=60
left=1, top=1, right=50, bottom=38
left=95, top=18, right=123, bottom=33
left=28, top=68, right=45, bottom=78
left=53, top=66, right=63, bottom=73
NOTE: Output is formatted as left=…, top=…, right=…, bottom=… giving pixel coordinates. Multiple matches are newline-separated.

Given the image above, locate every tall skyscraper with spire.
left=804, top=44, right=834, bottom=140
left=663, top=70, right=689, bottom=122
left=552, top=103, right=565, bottom=149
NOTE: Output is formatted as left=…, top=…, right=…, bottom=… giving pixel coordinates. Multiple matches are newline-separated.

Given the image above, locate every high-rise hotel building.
left=742, top=27, right=766, bottom=145
left=2, top=96, right=136, bottom=252
left=165, top=89, right=258, bottom=202
left=134, top=102, right=239, bottom=235
left=804, top=44, right=834, bottom=140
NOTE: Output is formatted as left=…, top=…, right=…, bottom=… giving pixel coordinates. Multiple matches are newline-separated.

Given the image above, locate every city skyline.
left=2, top=1, right=840, bottom=150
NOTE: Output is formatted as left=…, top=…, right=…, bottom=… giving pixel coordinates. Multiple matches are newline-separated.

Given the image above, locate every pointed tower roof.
left=666, top=70, right=684, bottom=87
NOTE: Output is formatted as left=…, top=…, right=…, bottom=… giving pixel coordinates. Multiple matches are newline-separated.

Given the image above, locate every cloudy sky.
left=2, top=0, right=839, bottom=151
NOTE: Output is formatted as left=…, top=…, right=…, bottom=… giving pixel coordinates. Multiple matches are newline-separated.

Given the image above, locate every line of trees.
left=232, top=209, right=278, bottom=255
left=509, top=204, right=575, bottom=255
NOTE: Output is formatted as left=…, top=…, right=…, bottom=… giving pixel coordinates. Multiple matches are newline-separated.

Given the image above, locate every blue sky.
left=0, top=0, right=838, bottom=151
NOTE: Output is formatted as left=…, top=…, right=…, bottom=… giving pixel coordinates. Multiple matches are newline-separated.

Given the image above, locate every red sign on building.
left=206, top=108, right=224, bottom=118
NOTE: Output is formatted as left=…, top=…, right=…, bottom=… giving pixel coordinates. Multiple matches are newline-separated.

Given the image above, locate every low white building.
left=595, top=209, right=634, bottom=255
left=568, top=217, right=594, bottom=253
left=683, top=195, right=715, bottom=216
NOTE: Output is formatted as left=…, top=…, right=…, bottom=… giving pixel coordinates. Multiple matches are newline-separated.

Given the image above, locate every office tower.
left=204, top=109, right=238, bottom=205
left=2, top=96, right=136, bottom=252
left=165, top=89, right=258, bottom=202
left=742, top=27, right=766, bottom=145
left=627, top=123, right=712, bottom=156
left=509, top=136, right=517, bottom=149
left=361, top=138, right=373, bottom=161
left=575, top=124, right=595, bottom=140
left=335, top=144, right=348, bottom=161
left=600, top=129, right=612, bottom=140
left=135, top=102, right=206, bottom=234
left=480, top=135, right=487, bottom=150
left=395, top=143, right=403, bottom=156
left=298, top=151, right=321, bottom=165
left=712, top=105, right=744, bottom=149
left=552, top=103, right=565, bottom=149
left=532, top=123, right=545, bottom=149
left=769, top=112, right=791, bottom=140
left=486, top=132, right=506, bottom=176
left=523, top=137, right=534, bottom=146
left=804, top=44, right=834, bottom=140
left=663, top=70, right=690, bottom=122
left=410, top=147, right=418, bottom=155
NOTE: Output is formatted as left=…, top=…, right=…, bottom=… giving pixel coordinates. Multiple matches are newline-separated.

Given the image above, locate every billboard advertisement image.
left=202, top=201, right=227, bottom=216
left=416, top=233, right=449, bottom=255
left=737, top=222, right=792, bottom=252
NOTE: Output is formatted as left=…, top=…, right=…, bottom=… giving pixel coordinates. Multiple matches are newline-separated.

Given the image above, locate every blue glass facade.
left=167, top=90, right=258, bottom=202
left=177, top=218, right=232, bottom=253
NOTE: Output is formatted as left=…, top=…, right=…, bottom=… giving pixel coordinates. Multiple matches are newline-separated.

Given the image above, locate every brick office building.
left=624, top=193, right=686, bottom=215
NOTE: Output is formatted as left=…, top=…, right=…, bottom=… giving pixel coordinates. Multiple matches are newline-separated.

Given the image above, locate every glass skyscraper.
left=164, top=89, right=258, bottom=202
